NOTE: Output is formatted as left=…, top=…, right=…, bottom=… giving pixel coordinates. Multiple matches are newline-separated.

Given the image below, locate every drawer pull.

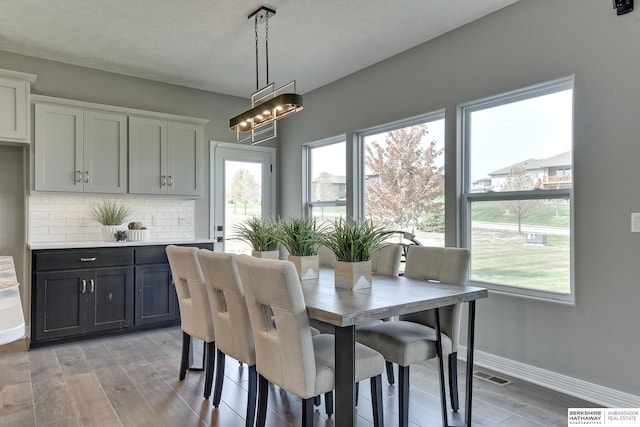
left=81, top=279, right=87, bottom=294
left=80, top=257, right=97, bottom=262
left=90, top=279, right=95, bottom=293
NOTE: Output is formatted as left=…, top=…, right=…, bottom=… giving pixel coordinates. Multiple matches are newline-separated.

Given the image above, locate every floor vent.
left=473, top=370, right=512, bottom=386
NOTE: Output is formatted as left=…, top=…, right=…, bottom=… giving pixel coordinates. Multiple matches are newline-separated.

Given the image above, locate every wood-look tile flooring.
left=0, top=327, right=594, bottom=427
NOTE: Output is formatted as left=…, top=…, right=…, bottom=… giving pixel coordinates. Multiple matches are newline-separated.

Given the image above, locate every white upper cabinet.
left=34, top=103, right=128, bottom=193
left=0, top=69, right=37, bottom=144
left=129, top=117, right=203, bottom=197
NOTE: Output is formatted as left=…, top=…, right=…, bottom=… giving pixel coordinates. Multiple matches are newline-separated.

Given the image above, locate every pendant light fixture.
left=229, top=6, right=303, bottom=144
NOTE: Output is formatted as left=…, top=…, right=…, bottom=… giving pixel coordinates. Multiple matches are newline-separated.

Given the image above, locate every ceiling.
left=0, top=0, right=519, bottom=98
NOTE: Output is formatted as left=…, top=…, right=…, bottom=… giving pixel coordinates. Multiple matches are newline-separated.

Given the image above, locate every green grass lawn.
left=471, top=199, right=570, bottom=227
left=471, top=228, right=570, bottom=293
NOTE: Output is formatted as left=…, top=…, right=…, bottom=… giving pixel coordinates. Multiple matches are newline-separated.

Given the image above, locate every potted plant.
left=321, top=217, right=390, bottom=290
left=89, top=199, right=131, bottom=242
left=127, top=221, right=150, bottom=241
left=232, top=217, right=280, bottom=259
left=278, top=217, right=326, bottom=280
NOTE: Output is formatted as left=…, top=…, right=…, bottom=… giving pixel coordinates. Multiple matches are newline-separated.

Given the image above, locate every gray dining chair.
left=317, top=245, right=337, bottom=268
left=237, top=255, right=386, bottom=427
left=197, top=249, right=257, bottom=427
left=356, top=245, right=470, bottom=427
left=371, top=244, right=403, bottom=276
left=166, top=245, right=216, bottom=399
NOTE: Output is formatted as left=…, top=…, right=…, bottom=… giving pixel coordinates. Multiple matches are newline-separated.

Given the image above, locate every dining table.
left=300, top=267, right=488, bottom=427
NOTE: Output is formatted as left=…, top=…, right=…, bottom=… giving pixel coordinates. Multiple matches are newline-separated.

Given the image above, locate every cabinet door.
left=129, top=116, right=167, bottom=194
left=88, top=266, right=134, bottom=332
left=134, top=264, right=179, bottom=325
left=34, top=104, right=84, bottom=192
left=0, top=77, right=29, bottom=142
left=167, top=121, right=202, bottom=196
left=83, top=111, right=128, bottom=193
left=34, top=270, right=86, bottom=341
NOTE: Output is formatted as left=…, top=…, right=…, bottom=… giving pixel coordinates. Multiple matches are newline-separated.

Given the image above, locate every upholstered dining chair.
left=356, top=245, right=470, bottom=427
left=371, top=244, right=403, bottom=276
left=197, top=249, right=257, bottom=427
left=166, top=245, right=216, bottom=399
left=317, top=245, right=337, bottom=268
left=237, top=255, right=386, bottom=427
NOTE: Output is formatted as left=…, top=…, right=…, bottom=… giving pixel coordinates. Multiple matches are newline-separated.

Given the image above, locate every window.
left=360, top=113, right=445, bottom=247
left=461, top=77, right=574, bottom=302
left=304, top=137, right=346, bottom=220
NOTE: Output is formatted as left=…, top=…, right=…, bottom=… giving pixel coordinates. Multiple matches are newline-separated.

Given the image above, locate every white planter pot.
left=127, top=229, right=150, bottom=241
left=101, top=225, right=121, bottom=242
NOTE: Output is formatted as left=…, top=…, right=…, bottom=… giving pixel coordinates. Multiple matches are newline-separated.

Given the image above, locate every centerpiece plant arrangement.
left=89, top=199, right=132, bottom=242
left=278, top=217, right=327, bottom=280
left=232, top=217, right=281, bottom=259
left=127, top=221, right=149, bottom=242
left=321, top=217, right=390, bottom=290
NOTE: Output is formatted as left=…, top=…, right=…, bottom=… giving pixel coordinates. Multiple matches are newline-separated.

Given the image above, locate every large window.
left=461, top=78, right=574, bottom=302
left=304, top=137, right=347, bottom=220
left=360, top=113, right=445, bottom=247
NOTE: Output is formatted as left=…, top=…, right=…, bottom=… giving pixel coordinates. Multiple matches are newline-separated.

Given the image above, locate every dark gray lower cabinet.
left=134, top=263, right=177, bottom=325
left=34, top=266, right=134, bottom=341
left=31, top=242, right=212, bottom=348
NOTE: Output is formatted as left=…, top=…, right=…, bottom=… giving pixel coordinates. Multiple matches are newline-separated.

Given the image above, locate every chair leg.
left=213, top=349, right=226, bottom=406
left=246, top=365, right=257, bottom=427
left=179, top=332, right=190, bottom=381
left=448, top=352, right=459, bottom=412
left=355, top=381, right=359, bottom=406
left=302, top=397, right=314, bottom=427
left=370, top=375, right=384, bottom=427
left=313, top=395, right=321, bottom=406
left=204, top=342, right=216, bottom=399
left=398, top=366, right=410, bottom=427
left=385, top=360, right=395, bottom=385
left=324, top=391, right=333, bottom=417
left=256, top=374, right=269, bottom=427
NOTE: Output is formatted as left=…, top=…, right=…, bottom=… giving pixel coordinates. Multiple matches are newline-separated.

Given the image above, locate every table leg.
left=335, top=325, right=356, bottom=427
left=465, top=301, right=476, bottom=427
left=434, top=308, right=449, bottom=426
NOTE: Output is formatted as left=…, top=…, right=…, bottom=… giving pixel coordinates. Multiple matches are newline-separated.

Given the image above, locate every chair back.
left=401, top=246, right=470, bottom=352
left=236, top=255, right=316, bottom=398
left=371, top=244, right=402, bottom=276
left=166, top=245, right=215, bottom=342
left=198, top=249, right=255, bottom=365
left=317, top=245, right=337, bottom=267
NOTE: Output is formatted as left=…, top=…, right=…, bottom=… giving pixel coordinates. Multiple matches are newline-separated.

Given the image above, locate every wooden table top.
left=301, top=268, right=488, bottom=327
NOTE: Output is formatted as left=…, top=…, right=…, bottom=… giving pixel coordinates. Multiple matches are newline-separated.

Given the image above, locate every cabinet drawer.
left=134, top=243, right=213, bottom=265
left=34, top=248, right=134, bottom=271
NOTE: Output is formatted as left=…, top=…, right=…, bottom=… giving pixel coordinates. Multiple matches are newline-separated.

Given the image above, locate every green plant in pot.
left=232, top=217, right=280, bottom=259
left=321, top=217, right=390, bottom=290
left=278, top=217, right=327, bottom=280
left=127, top=221, right=149, bottom=242
left=89, top=199, right=131, bottom=242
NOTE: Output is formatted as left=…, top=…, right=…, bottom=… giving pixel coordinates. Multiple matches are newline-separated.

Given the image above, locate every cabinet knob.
left=81, top=279, right=87, bottom=294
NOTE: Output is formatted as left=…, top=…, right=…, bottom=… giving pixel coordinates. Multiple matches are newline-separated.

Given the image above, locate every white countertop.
left=0, top=256, right=25, bottom=345
left=28, top=238, right=215, bottom=251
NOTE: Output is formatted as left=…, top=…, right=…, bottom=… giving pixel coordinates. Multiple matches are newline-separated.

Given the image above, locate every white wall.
left=277, top=0, right=640, bottom=399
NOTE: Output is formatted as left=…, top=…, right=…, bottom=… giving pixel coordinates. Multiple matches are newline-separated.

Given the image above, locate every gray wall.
left=0, top=145, right=26, bottom=285
left=278, top=0, right=640, bottom=396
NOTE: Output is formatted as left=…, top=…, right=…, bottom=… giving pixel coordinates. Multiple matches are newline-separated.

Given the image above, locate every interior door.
left=211, top=141, right=276, bottom=253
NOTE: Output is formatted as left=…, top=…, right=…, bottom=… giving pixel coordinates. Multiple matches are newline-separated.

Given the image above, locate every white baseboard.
left=459, top=346, right=640, bottom=408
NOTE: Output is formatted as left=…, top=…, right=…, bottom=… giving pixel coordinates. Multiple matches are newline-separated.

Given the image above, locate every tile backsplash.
left=29, top=195, right=195, bottom=243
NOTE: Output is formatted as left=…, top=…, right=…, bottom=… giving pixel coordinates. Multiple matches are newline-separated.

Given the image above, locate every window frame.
left=356, top=110, right=446, bottom=223
left=460, top=77, right=575, bottom=303
left=303, top=135, right=347, bottom=218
